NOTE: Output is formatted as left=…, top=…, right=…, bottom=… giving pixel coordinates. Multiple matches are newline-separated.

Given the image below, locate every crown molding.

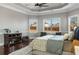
left=0, top=3, right=79, bottom=15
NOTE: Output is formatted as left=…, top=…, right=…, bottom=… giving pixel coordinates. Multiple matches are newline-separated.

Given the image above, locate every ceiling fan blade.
left=35, top=3, right=41, bottom=6
left=41, top=3, right=47, bottom=5
left=35, top=3, right=47, bottom=7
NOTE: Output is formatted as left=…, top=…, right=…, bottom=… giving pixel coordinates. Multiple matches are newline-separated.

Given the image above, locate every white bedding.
left=49, top=35, right=64, bottom=41
left=31, top=35, right=53, bottom=51
left=31, top=35, right=64, bottom=52
left=35, top=35, right=54, bottom=40
left=35, top=35, right=64, bottom=40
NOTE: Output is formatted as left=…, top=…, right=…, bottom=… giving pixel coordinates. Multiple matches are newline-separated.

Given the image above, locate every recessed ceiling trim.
left=0, top=3, right=29, bottom=15
left=0, top=3, right=79, bottom=15
left=19, top=3, right=68, bottom=12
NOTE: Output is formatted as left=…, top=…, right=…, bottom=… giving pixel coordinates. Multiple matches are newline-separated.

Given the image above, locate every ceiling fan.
left=35, top=3, right=48, bottom=7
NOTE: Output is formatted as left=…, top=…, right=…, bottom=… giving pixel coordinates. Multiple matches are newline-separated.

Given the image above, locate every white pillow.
left=64, top=33, right=69, bottom=40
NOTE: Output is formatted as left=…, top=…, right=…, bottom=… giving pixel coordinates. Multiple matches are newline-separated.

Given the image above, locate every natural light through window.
left=29, top=18, right=38, bottom=33
left=44, top=17, right=60, bottom=32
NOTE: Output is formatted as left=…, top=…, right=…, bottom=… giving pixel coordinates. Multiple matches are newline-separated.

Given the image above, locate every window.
left=44, top=19, right=51, bottom=32
left=51, top=18, right=60, bottom=32
left=44, top=17, right=61, bottom=32
left=29, top=18, right=38, bottom=33
left=68, top=15, right=78, bottom=32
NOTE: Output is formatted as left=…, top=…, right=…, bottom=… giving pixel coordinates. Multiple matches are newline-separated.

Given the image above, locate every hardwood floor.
left=63, top=40, right=74, bottom=54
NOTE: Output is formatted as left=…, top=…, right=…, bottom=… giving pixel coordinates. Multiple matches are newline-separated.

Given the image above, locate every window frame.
left=43, top=17, right=61, bottom=33
left=68, top=15, right=78, bottom=33
left=29, top=17, right=38, bottom=33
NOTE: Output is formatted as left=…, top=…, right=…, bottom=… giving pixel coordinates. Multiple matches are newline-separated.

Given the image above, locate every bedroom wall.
left=0, top=6, right=29, bottom=36
left=68, top=8, right=79, bottom=26
left=0, top=5, right=69, bottom=37
left=28, top=13, right=69, bottom=37
left=27, top=15, right=38, bottom=37
left=0, top=6, right=44, bottom=37
left=38, top=13, right=69, bottom=33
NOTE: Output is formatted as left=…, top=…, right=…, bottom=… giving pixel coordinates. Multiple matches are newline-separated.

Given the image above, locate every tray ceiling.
left=0, top=3, right=79, bottom=15
left=18, top=3, right=68, bottom=12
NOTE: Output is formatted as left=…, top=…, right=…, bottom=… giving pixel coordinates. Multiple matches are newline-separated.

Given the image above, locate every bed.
left=31, top=35, right=64, bottom=54
left=47, top=35, right=64, bottom=54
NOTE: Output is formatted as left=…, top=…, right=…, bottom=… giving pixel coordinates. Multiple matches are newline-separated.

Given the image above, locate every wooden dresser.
left=0, top=33, right=30, bottom=55
left=4, top=33, right=22, bottom=55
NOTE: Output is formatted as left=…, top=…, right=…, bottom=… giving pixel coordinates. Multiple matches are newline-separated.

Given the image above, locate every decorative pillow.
left=64, top=33, right=69, bottom=40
